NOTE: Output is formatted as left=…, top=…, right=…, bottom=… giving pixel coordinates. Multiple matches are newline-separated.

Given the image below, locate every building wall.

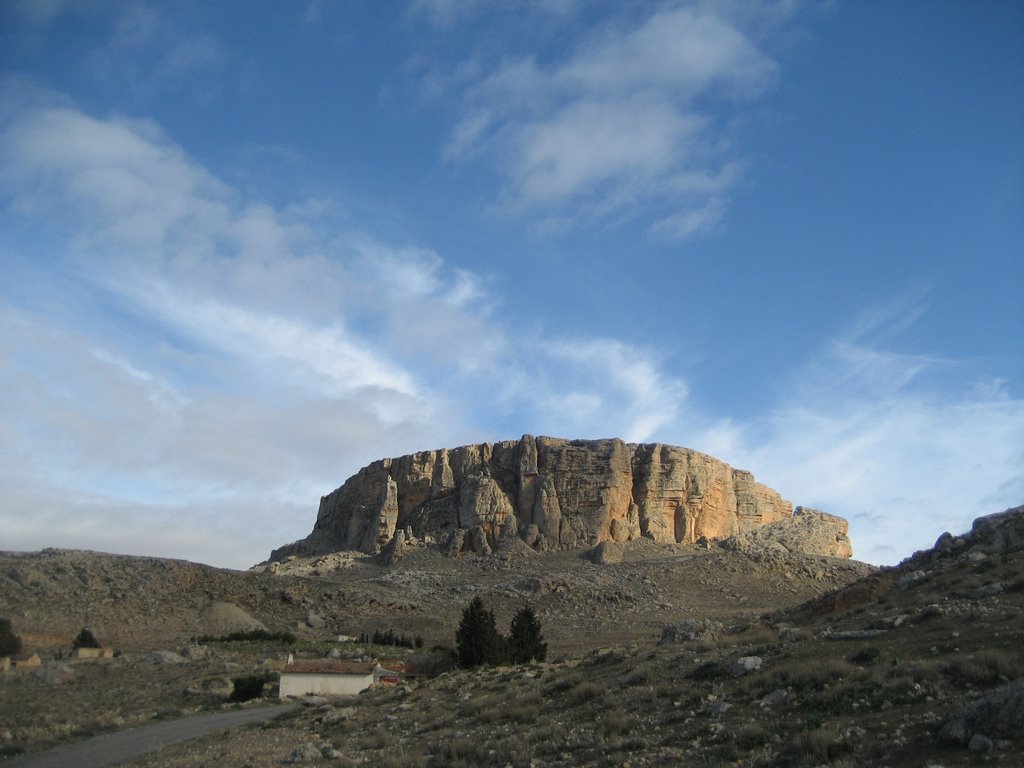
left=279, top=672, right=373, bottom=698
left=72, top=647, right=115, bottom=659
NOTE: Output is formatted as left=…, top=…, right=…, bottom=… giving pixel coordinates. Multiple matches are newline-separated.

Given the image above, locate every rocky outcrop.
left=270, top=436, right=842, bottom=561
left=718, top=507, right=853, bottom=559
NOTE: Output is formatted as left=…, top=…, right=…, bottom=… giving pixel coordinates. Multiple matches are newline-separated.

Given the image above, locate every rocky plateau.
left=270, top=436, right=853, bottom=562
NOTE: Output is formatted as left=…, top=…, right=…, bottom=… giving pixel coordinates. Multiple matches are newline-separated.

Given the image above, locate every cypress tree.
left=0, top=618, right=22, bottom=657
left=455, top=596, right=501, bottom=668
left=508, top=605, right=547, bottom=663
left=73, top=628, right=100, bottom=649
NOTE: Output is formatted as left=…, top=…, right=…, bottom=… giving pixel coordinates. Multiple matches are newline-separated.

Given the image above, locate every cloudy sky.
left=1, top=1, right=1021, bottom=570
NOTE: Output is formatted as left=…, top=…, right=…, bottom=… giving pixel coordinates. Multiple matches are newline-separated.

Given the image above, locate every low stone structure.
left=10, top=652, right=41, bottom=670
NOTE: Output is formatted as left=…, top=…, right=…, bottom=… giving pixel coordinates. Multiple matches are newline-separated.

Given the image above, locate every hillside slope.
left=57, top=505, right=1024, bottom=768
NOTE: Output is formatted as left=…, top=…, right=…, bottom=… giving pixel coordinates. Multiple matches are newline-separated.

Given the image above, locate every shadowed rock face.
left=270, top=435, right=832, bottom=561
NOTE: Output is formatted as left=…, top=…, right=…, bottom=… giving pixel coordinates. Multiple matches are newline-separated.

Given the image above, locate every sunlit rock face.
left=270, top=435, right=841, bottom=561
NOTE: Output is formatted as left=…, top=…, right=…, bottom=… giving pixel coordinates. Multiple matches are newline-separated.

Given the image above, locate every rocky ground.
left=1, top=507, right=1022, bottom=766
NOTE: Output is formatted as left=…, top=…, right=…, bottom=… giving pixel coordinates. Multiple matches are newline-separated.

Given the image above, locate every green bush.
left=230, top=673, right=270, bottom=702
left=73, top=628, right=100, bottom=649
left=0, top=618, right=22, bottom=657
left=850, top=646, right=881, bottom=665
left=196, top=629, right=296, bottom=644
left=361, top=628, right=419, bottom=649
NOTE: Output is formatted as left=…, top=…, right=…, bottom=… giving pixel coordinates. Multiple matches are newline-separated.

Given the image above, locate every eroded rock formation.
left=271, top=436, right=848, bottom=561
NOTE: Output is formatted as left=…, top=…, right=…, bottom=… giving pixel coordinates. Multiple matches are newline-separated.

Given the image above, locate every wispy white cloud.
left=409, top=0, right=578, bottom=27
left=439, top=3, right=781, bottom=237
left=81, top=6, right=231, bottom=99
left=2, top=87, right=1019, bottom=571
left=708, top=300, right=1024, bottom=565
left=0, top=95, right=460, bottom=563
left=502, top=337, right=691, bottom=444
left=7, top=0, right=68, bottom=28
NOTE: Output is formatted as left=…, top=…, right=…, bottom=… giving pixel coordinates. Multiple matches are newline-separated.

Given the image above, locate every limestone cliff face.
left=270, top=436, right=822, bottom=561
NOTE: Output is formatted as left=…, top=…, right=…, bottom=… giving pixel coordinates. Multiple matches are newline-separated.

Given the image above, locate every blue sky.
left=1, top=0, right=1021, bottom=569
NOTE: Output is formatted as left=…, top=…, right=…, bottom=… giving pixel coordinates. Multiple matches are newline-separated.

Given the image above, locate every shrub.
left=850, top=646, right=881, bottom=665
left=735, top=721, right=771, bottom=749
left=600, top=709, right=636, bottom=737
left=364, top=628, right=417, bottom=649
left=753, top=657, right=855, bottom=693
left=196, top=629, right=296, bottom=644
left=689, top=660, right=728, bottom=680
left=787, top=726, right=849, bottom=763
left=406, top=651, right=457, bottom=677
left=230, top=673, right=270, bottom=702
left=544, top=672, right=584, bottom=696
left=566, top=679, right=608, bottom=707
left=73, top=628, right=100, bottom=649
left=476, top=692, right=542, bottom=724
left=0, top=618, right=22, bottom=657
left=945, top=650, right=1024, bottom=685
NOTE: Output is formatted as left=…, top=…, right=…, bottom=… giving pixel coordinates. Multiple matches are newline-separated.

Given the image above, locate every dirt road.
left=3, top=703, right=299, bottom=768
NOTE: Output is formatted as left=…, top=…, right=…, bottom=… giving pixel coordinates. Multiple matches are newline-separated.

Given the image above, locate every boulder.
left=380, top=530, right=408, bottom=566
left=940, top=679, right=1024, bottom=745
left=146, top=650, right=186, bottom=664
left=660, top=619, right=724, bottom=644
left=720, top=507, right=853, bottom=559
left=730, top=656, right=763, bottom=676
left=588, top=541, right=623, bottom=564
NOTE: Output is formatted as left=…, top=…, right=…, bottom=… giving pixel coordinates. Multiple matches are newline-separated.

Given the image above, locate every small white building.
left=278, top=660, right=375, bottom=698
left=71, top=647, right=115, bottom=660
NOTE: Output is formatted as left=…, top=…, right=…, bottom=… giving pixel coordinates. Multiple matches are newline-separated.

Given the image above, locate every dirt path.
left=3, top=703, right=299, bottom=768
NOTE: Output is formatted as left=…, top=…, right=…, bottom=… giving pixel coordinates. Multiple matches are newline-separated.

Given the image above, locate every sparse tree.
left=0, top=618, right=22, bottom=657
left=508, top=605, right=547, bottom=663
left=73, top=628, right=100, bottom=649
left=455, top=596, right=502, bottom=668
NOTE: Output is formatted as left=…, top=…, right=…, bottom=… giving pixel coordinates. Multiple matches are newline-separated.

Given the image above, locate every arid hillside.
left=1, top=506, right=1021, bottom=767
left=126, top=505, right=1024, bottom=767
left=1, top=516, right=868, bottom=656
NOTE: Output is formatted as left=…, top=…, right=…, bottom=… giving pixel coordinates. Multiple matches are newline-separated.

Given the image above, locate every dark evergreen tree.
left=0, top=618, right=22, bottom=657
left=455, top=596, right=501, bottom=668
left=73, top=628, right=100, bottom=649
left=507, top=605, right=547, bottom=663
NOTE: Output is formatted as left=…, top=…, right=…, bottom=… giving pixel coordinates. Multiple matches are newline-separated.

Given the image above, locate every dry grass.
left=785, top=725, right=850, bottom=765
left=944, top=648, right=1024, bottom=685
left=473, top=692, right=543, bottom=725
left=744, top=656, right=856, bottom=695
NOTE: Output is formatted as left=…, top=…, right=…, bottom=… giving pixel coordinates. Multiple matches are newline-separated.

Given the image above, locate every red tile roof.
left=282, top=660, right=375, bottom=675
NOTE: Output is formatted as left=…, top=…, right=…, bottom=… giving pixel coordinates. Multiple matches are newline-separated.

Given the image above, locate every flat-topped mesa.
left=270, top=436, right=850, bottom=561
